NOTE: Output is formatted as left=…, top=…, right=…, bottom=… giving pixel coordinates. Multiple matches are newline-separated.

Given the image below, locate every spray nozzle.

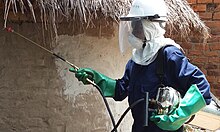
left=5, top=27, right=14, bottom=32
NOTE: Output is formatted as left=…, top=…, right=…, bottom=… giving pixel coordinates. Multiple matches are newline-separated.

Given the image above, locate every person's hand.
left=69, top=68, right=94, bottom=84
left=69, top=68, right=116, bottom=97
left=150, top=85, right=206, bottom=131
left=150, top=111, right=189, bottom=131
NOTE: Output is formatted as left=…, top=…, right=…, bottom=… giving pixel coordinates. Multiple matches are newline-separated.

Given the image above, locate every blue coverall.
left=113, top=46, right=212, bottom=132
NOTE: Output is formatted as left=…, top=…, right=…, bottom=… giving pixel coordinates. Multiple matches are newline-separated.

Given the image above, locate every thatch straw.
left=3, top=0, right=210, bottom=40
left=165, top=0, right=210, bottom=40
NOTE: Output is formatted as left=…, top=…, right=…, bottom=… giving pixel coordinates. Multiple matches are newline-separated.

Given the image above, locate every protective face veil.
left=128, top=33, right=144, bottom=49
left=119, top=0, right=181, bottom=66
left=119, top=0, right=168, bottom=53
left=129, top=20, right=146, bottom=49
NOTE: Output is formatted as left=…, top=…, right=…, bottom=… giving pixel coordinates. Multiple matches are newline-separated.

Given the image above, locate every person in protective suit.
left=69, top=0, right=212, bottom=131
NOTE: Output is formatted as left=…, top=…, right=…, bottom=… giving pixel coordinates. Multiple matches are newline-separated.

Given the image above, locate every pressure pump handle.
left=143, top=92, right=149, bottom=127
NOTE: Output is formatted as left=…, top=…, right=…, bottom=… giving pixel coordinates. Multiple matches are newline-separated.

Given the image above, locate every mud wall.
left=0, top=21, right=132, bottom=132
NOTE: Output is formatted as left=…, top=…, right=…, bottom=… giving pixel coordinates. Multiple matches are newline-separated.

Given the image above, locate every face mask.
left=142, top=21, right=166, bottom=40
left=128, top=33, right=144, bottom=49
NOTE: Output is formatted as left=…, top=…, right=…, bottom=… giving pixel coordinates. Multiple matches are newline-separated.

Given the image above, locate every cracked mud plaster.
left=54, top=34, right=133, bottom=131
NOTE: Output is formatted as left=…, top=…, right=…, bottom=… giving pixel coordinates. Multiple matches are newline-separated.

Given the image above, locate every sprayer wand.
left=5, top=27, right=79, bottom=70
left=5, top=27, right=117, bottom=132
left=5, top=27, right=99, bottom=87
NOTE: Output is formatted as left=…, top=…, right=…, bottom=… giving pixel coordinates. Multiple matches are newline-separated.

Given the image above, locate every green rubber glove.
left=150, top=84, right=206, bottom=131
left=69, top=68, right=116, bottom=97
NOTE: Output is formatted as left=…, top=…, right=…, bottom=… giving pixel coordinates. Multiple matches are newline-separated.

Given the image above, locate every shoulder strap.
left=156, top=45, right=188, bottom=95
left=156, top=47, right=165, bottom=86
left=156, top=45, right=172, bottom=86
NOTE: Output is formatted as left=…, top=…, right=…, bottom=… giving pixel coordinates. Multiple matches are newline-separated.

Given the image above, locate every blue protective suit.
left=113, top=46, right=211, bottom=132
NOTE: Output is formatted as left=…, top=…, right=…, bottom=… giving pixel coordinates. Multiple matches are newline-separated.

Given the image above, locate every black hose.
left=92, top=83, right=117, bottom=132
left=111, top=98, right=145, bottom=132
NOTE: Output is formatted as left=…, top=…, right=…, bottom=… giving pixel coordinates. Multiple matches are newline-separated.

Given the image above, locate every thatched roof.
left=3, top=0, right=210, bottom=40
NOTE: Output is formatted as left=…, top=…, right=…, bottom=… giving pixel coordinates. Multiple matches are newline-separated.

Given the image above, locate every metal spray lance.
left=4, top=27, right=117, bottom=132
left=5, top=27, right=79, bottom=70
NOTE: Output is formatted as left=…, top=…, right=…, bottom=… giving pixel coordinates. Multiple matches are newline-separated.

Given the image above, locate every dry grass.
left=3, top=0, right=210, bottom=40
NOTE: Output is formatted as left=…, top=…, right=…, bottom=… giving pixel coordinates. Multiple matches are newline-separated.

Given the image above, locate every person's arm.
left=113, top=60, right=132, bottom=101
left=69, top=68, right=116, bottom=97
left=167, top=47, right=211, bottom=104
left=150, top=47, right=212, bottom=131
left=69, top=60, right=132, bottom=99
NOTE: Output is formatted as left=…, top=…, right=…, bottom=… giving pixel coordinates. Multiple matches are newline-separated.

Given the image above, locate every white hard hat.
left=120, top=0, right=168, bottom=22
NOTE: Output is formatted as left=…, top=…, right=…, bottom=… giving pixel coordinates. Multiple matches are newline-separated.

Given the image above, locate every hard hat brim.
left=120, top=14, right=167, bottom=22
